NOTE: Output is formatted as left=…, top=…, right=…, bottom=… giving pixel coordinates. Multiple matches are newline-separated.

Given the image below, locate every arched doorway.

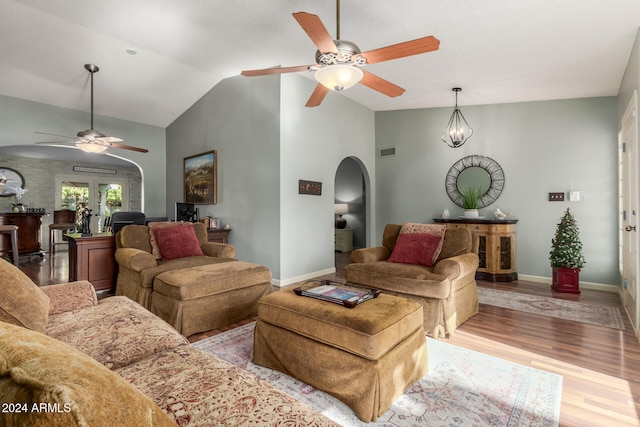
left=0, top=145, right=143, bottom=244
left=334, top=157, right=370, bottom=255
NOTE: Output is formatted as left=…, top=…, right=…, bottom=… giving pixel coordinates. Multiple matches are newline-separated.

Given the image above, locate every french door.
left=55, top=174, right=129, bottom=234
left=620, top=90, right=639, bottom=337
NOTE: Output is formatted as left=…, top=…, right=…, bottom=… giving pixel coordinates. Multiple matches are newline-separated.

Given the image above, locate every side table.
left=334, top=228, right=353, bottom=252
left=207, top=228, right=231, bottom=243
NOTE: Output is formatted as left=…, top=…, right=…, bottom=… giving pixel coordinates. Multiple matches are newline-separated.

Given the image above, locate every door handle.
left=626, top=225, right=636, bottom=232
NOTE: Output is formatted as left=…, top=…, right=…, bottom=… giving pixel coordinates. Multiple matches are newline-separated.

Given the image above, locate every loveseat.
left=115, top=221, right=273, bottom=336
left=344, top=223, right=479, bottom=338
left=0, top=259, right=338, bottom=426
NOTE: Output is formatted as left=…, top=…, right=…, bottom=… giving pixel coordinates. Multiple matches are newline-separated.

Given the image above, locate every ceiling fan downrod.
left=77, top=64, right=106, bottom=140
left=86, top=64, right=99, bottom=132
left=336, top=0, right=340, bottom=40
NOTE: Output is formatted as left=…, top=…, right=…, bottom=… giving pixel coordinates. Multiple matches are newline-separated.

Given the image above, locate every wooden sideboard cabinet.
left=335, top=228, right=353, bottom=252
left=0, top=212, right=45, bottom=257
left=434, top=218, right=518, bottom=282
left=207, top=228, right=231, bottom=243
left=67, top=233, right=116, bottom=293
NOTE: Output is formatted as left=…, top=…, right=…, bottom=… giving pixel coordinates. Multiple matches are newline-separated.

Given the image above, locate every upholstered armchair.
left=115, top=222, right=236, bottom=309
left=344, top=223, right=479, bottom=338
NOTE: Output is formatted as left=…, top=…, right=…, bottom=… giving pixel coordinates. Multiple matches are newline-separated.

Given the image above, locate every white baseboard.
left=271, top=267, right=337, bottom=288
left=517, top=274, right=619, bottom=293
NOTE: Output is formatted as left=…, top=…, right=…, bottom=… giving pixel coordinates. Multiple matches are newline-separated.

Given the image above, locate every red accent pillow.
left=388, top=233, right=444, bottom=267
left=151, top=224, right=204, bottom=260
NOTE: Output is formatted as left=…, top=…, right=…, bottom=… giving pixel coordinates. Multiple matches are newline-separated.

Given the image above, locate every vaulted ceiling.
left=1, top=0, right=639, bottom=129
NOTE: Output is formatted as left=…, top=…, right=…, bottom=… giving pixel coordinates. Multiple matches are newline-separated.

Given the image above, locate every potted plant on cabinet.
left=549, top=208, right=585, bottom=294
left=460, top=186, right=483, bottom=218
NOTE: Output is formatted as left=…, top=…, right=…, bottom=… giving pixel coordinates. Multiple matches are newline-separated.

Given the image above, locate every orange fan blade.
left=359, top=70, right=405, bottom=98
left=359, top=35, right=440, bottom=65
left=241, top=65, right=314, bottom=77
left=293, top=12, right=338, bottom=53
left=305, top=84, right=330, bottom=107
left=108, top=142, right=148, bottom=153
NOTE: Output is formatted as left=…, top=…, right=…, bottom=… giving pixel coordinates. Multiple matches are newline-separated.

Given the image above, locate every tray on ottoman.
left=254, top=288, right=428, bottom=422
left=293, top=279, right=380, bottom=307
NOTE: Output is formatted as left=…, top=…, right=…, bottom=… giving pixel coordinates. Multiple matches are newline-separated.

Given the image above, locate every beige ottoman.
left=151, top=261, right=272, bottom=337
left=254, top=289, right=428, bottom=422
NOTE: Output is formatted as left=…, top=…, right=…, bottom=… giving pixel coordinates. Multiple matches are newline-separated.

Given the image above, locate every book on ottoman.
left=294, top=280, right=380, bottom=308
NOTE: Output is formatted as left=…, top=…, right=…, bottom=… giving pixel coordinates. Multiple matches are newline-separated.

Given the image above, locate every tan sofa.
left=115, top=222, right=273, bottom=336
left=345, top=223, right=479, bottom=338
left=0, top=259, right=338, bottom=426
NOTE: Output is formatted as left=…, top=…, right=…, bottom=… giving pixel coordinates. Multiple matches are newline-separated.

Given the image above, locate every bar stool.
left=49, top=209, right=77, bottom=255
left=0, top=224, right=19, bottom=265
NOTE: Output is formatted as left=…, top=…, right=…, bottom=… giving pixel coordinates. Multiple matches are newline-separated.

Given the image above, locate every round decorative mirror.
left=445, top=155, right=505, bottom=208
left=0, top=167, right=25, bottom=197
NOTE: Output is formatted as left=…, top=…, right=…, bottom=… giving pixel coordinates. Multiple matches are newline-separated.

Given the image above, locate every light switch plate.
left=569, top=191, right=581, bottom=202
left=549, top=192, right=565, bottom=201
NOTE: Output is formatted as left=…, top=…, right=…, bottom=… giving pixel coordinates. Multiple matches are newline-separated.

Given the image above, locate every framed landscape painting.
left=184, top=150, right=217, bottom=204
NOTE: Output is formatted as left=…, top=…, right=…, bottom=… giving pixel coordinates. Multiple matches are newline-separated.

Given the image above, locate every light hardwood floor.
left=19, top=250, right=640, bottom=427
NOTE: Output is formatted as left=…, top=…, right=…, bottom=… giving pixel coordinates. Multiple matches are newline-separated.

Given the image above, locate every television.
left=175, top=202, right=198, bottom=222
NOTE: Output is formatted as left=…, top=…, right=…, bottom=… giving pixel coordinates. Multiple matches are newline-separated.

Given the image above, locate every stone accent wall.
left=0, top=154, right=141, bottom=250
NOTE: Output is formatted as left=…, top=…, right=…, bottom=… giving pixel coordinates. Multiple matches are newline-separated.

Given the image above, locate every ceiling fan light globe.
left=76, top=142, right=108, bottom=153
left=315, top=65, right=363, bottom=92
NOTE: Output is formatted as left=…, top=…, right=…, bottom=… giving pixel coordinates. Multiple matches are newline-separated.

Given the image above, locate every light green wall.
left=0, top=94, right=166, bottom=216
left=375, top=97, right=619, bottom=286
left=166, top=73, right=375, bottom=283
left=166, top=74, right=282, bottom=277
left=1, top=66, right=624, bottom=288
left=279, top=74, right=375, bottom=284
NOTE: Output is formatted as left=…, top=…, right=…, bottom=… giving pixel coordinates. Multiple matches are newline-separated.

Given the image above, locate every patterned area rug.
left=193, top=322, right=562, bottom=427
left=478, top=287, right=625, bottom=330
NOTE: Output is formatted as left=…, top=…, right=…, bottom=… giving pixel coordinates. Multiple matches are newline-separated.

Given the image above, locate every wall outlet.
left=549, top=192, right=565, bottom=201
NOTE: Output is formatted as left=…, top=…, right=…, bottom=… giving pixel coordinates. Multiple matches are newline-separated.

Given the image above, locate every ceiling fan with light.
left=241, top=0, right=440, bottom=107
left=35, top=64, right=148, bottom=154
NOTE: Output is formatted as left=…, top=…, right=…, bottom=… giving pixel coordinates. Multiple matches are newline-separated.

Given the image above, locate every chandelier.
left=441, top=88, right=473, bottom=148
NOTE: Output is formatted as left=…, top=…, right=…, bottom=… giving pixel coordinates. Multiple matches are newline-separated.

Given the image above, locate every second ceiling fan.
left=241, top=1, right=440, bottom=107
left=35, top=64, right=148, bottom=154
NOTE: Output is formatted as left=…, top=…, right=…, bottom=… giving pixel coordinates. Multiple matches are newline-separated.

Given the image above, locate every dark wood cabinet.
left=206, top=228, right=231, bottom=243
left=67, top=233, right=116, bottom=292
left=0, top=213, right=45, bottom=257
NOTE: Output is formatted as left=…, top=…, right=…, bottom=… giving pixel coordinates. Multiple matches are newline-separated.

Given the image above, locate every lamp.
left=315, top=64, right=363, bottom=92
left=334, top=203, right=349, bottom=229
left=441, top=88, right=473, bottom=148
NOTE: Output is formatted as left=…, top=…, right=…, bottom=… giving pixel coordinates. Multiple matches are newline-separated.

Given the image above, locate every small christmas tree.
left=549, top=208, right=585, bottom=269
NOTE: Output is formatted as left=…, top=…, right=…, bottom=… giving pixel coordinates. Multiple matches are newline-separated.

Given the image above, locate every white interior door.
left=620, top=90, right=639, bottom=336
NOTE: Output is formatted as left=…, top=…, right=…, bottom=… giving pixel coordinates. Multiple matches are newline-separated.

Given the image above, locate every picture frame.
left=184, top=150, right=217, bottom=204
left=299, top=180, right=322, bottom=196
left=0, top=167, right=25, bottom=197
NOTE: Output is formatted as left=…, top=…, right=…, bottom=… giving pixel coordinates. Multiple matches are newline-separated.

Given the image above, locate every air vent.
left=380, top=147, right=396, bottom=157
